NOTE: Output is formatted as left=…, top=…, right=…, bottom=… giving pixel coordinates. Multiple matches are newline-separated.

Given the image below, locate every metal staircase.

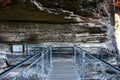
left=46, top=60, right=81, bottom=80
left=0, top=46, right=120, bottom=80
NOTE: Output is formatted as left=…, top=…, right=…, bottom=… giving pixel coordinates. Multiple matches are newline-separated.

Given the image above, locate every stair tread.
left=46, top=60, right=81, bottom=80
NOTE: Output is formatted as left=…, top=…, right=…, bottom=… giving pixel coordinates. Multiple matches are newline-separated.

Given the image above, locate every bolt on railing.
left=74, top=46, right=120, bottom=80
left=0, top=46, right=52, bottom=80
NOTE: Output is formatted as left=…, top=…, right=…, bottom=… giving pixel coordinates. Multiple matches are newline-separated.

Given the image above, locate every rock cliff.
left=0, top=0, right=115, bottom=49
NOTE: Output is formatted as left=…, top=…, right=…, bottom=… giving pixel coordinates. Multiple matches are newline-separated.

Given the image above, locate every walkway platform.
left=46, top=59, right=81, bottom=80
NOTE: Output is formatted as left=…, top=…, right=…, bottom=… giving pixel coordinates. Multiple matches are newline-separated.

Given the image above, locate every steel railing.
left=0, top=46, right=52, bottom=80
left=81, top=47, right=116, bottom=64
left=0, top=45, right=120, bottom=80
left=74, top=46, right=120, bottom=80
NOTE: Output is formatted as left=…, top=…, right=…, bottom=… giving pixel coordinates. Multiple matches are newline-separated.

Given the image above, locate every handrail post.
left=50, top=46, right=52, bottom=67
left=46, top=49, right=49, bottom=68
left=74, top=45, right=76, bottom=65
left=82, top=50, right=85, bottom=80
left=41, top=51, right=44, bottom=80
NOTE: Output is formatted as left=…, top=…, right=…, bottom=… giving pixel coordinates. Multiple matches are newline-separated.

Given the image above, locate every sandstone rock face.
left=0, top=0, right=113, bottom=50
left=0, top=0, right=106, bottom=21
left=0, top=55, right=8, bottom=68
left=0, top=22, right=107, bottom=43
left=114, top=0, right=120, bottom=53
left=115, top=14, right=120, bottom=52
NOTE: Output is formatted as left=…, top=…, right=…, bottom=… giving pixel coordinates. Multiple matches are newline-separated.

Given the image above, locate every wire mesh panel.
left=84, top=56, right=113, bottom=80
left=13, top=47, right=51, bottom=80
left=13, top=57, right=42, bottom=80
left=0, top=54, right=42, bottom=80
left=0, top=46, right=52, bottom=80
left=82, top=47, right=114, bottom=62
left=76, top=47, right=120, bottom=80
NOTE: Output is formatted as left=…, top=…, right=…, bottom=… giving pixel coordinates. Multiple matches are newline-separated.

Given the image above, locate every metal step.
left=46, top=60, right=81, bottom=80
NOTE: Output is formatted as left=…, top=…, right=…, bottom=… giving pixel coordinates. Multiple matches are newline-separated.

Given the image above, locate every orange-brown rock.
left=0, top=0, right=11, bottom=6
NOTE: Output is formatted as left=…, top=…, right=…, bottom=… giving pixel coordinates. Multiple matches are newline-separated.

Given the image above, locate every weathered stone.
left=0, top=23, right=107, bottom=43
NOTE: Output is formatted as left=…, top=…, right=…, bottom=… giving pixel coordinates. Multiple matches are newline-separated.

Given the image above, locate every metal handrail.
left=1, top=46, right=119, bottom=80
left=12, top=46, right=52, bottom=80
left=74, top=47, right=120, bottom=80
left=0, top=47, right=50, bottom=80
left=13, top=55, right=43, bottom=80
left=78, top=47, right=120, bottom=73
left=0, top=52, right=40, bottom=79
left=13, top=51, right=48, bottom=80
